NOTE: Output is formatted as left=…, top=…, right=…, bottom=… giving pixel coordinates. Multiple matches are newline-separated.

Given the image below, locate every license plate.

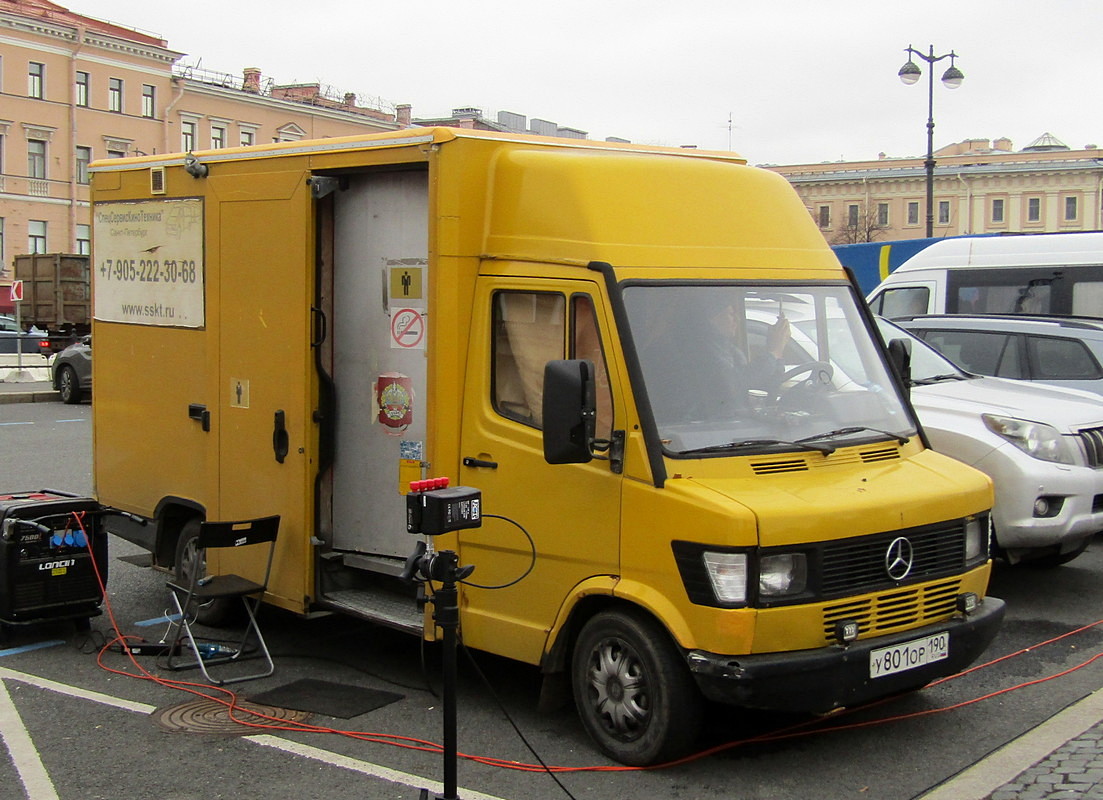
left=869, top=632, right=949, bottom=678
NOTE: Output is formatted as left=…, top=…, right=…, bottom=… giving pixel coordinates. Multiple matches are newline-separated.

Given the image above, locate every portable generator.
left=0, top=491, right=107, bottom=631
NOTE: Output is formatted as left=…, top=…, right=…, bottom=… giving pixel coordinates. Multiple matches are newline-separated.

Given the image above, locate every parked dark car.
left=896, top=314, right=1103, bottom=398
left=52, top=335, right=91, bottom=404
left=0, top=315, right=51, bottom=355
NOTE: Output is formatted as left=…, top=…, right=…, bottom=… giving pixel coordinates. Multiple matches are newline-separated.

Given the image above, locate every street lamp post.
left=898, top=45, right=964, bottom=238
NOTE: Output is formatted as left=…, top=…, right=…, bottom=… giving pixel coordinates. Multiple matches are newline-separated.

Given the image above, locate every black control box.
left=406, top=481, right=482, bottom=536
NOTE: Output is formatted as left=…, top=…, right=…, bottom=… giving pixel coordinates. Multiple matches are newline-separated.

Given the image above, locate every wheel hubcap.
left=587, top=636, right=650, bottom=740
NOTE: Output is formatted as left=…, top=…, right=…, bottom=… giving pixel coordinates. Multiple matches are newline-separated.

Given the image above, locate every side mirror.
left=887, top=338, right=912, bottom=389
left=542, top=359, right=595, bottom=464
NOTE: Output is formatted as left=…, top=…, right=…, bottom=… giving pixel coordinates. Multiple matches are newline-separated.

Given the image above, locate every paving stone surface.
left=987, top=721, right=1103, bottom=799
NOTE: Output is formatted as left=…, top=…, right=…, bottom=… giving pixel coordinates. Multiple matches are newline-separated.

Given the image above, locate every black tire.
left=571, top=609, right=703, bottom=766
left=58, top=365, right=82, bottom=404
left=1023, top=536, right=1091, bottom=568
left=174, top=518, right=234, bottom=626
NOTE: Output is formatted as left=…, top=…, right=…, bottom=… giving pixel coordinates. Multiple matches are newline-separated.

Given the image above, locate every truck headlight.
left=963, top=514, right=988, bottom=563
left=759, top=553, right=808, bottom=597
left=702, top=552, right=748, bottom=604
left=982, top=415, right=1073, bottom=464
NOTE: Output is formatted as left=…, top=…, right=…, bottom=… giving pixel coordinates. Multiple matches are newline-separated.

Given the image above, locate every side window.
left=571, top=295, right=613, bottom=441
left=874, top=286, right=930, bottom=318
left=1072, top=281, right=1103, bottom=317
left=924, top=330, right=1023, bottom=378
left=1028, top=336, right=1103, bottom=380
left=492, top=292, right=565, bottom=427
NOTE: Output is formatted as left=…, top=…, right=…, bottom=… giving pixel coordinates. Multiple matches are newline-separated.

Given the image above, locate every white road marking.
left=0, top=667, right=509, bottom=800
left=0, top=678, right=60, bottom=799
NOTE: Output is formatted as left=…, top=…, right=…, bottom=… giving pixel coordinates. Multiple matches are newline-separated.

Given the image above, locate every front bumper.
left=686, top=596, right=1005, bottom=713
left=977, top=447, right=1103, bottom=550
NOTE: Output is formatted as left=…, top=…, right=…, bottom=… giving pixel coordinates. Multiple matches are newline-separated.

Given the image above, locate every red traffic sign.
left=8, top=280, right=23, bottom=303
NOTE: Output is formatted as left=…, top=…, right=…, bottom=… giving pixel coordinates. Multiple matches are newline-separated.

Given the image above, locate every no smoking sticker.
left=390, top=307, right=426, bottom=349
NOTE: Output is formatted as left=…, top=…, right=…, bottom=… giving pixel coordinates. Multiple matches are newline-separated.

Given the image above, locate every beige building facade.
left=0, top=0, right=406, bottom=288
left=769, top=135, right=1103, bottom=245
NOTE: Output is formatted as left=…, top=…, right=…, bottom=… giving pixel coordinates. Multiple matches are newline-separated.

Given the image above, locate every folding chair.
left=166, top=515, right=280, bottom=685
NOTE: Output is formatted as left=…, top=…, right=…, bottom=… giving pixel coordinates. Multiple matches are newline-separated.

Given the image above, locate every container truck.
left=89, top=127, right=1004, bottom=765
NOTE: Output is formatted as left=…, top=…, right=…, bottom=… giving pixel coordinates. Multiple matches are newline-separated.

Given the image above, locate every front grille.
left=1079, top=427, right=1103, bottom=468
left=821, top=578, right=961, bottom=642
left=820, top=522, right=966, bottom=597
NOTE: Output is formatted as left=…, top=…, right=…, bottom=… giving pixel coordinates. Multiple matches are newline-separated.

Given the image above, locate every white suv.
left=878, top=318, right=1103, bottom=566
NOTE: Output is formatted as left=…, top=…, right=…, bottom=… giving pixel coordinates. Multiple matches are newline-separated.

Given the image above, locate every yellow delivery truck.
left=90, top=128, right=1003, bottom=765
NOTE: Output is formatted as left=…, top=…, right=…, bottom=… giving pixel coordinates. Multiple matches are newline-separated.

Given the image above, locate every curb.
left=0, top=390, right=59, bottom=405
left=919, top=689, right=1103, bottom=800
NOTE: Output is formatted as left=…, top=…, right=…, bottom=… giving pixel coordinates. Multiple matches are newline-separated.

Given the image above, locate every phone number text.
left=98, top=258, right=199, bottom=284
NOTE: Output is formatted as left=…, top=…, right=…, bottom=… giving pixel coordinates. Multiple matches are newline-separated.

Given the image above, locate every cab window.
left=492, top=292, right=565, bottom=427
left=873, top=286, right=929, bottom=318
left=571, top=294, right=613, bottom=441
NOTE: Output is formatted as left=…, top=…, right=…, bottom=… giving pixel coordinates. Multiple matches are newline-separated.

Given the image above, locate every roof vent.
left=150, top=166, right=166, bottom=195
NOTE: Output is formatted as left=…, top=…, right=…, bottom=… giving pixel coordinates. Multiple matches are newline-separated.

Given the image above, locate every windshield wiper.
left=797, top=426, right=910, bottom=445
left=681, top=438, right=835, bottom=456
left=910, top=373, right=968, bottom=386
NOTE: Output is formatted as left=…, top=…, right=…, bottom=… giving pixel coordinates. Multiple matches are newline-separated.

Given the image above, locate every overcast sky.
left=69, top=0, right=1103, bottom=166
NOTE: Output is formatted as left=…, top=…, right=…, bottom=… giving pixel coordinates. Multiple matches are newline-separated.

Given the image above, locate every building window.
left=76, top=224, right=91, bottom=255
left=76, top=71, right=89, bottom=107
left=938, top=201, right=950, bottom=225
left=27, top=139, right=47, bottom=179
left=75, top=146, right=92, bottom=184
left=28, top=62, right=45, bottom=98
left=107, top=149, right=126, bottom=159
left=991, top=198, right=1005, bottom=224
left=141, top=84, right=156, bottom=118
left=181, top=120, right=198, bottom=152
left=847, top=204, right=859, bottom=228
left=1027, top=197, right=1041, bottom=223
left=907, top=201, right=920, bottom=226
left=211, top=123, right=227, bottom=149
left=0, top=218, right=4, bottom=270
left=877, top=203, right=889, bottom=227
left=240, top=128, right=256, bottom=147
left=817, top=205, right=830, bottom=229
left=108, top=78, right=123, bottom=112
left=28, top=220, right=47, bottom=254
left=1065, top=196, right=1078, bottom=221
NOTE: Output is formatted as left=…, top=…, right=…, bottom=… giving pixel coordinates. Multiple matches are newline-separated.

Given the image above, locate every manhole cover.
left=151, top=698, right=312, bottom=735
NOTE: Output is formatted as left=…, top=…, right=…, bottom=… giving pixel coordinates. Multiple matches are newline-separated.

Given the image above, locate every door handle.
left=188, top=403, right=210, bottom=432
left=462, top=457, right=498, bottom=469
left=273, top=410, right=289, bottom=464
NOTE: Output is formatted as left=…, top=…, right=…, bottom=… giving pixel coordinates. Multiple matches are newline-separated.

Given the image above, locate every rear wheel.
left=58, top=365, right=82, bottom=404
left=174, top=519, right=234, bottom=625
left=571, top=609, right=703, bottom=766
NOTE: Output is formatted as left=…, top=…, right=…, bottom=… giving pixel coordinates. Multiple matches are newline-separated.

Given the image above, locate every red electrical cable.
left=73, top=510, right=1103, bottom=774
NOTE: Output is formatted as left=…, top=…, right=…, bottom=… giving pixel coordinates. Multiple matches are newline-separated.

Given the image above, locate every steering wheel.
left=776, top=361, right=834, bottom=404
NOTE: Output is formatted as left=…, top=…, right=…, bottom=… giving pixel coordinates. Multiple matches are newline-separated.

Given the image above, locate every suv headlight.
left=982, top=415, right=1073, bottom=464
left=759, top=553, right=808, bottom=597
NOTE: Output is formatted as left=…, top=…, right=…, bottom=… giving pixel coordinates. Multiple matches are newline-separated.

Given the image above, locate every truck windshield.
left=622, top=283, right=918, bottom=456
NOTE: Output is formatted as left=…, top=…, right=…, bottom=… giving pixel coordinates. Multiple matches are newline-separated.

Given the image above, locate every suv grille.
left=1079, top=426, right=1103, bottom=468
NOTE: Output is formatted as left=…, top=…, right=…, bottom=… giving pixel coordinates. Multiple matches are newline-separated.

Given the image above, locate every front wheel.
left=571, top=609, right=703, bottom=766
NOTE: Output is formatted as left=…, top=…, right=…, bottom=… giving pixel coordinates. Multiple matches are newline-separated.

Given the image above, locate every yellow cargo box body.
left=90, top=128, right=1003, bottom=767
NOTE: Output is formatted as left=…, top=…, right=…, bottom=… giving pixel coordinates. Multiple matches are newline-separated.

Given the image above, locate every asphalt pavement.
left=1, top=380, right=1101, bottom=799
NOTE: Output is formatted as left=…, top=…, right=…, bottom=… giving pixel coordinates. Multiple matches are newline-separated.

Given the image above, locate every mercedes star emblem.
left=885, top=537, right=914, bottom=581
